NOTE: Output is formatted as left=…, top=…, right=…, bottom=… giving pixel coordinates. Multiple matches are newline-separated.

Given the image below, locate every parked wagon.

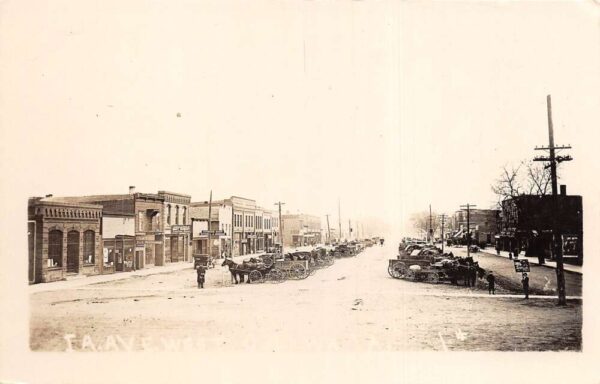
left=274, top=259, right=309, bottom=279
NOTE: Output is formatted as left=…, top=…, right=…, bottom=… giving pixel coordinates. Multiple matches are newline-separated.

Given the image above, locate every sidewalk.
left=29, top=251, right=273, bottom=293
left=479, top=248, right=582, bottom=274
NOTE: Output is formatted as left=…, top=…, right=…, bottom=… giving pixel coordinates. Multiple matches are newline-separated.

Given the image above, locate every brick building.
left=498, top=190, right=583, bottom=264
left=158, top=191, right=192, bottom=263
left=45, top=187, right=166, bottom=271
left=28, top=196, right=103, bottom=283
left=281, top=213, right=322, bottom=247
left=451, top=208, right=499, bottom=246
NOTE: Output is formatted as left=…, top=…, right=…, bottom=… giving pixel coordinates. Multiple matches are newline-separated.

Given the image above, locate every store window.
left=48, top=230, right=63, bottom=268
left=83, top=230, right=95, bottom=264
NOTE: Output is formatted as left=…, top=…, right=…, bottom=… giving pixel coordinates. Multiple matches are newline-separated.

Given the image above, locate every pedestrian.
left=514, top=246, right=520, bottom=259
left=521, top=272, right=529, bottom=299
left=470, top=266, right=477, bottom=287
left=538, top=248, right=546, bottom=266
left=508, top=251, right=513, bottom=260
left=486, top=271, right=496, bottom=295
left=196, top=265, right=206, bottom=289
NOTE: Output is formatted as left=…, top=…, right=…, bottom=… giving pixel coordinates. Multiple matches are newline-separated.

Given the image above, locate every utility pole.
left=207, top=190, right=213, bottom=259
left=338, top=198, right=342, bottom=242
left=274, top=202, right=285, bottom=255
left=429, top=204, right=433, bottom=244
left=438, top=214, right=447, bottom=253
left=534, top=94, right=572, bottom=306
left=325, top=214, right=331, bottom=244
left=460, top=203, right=476, bottom=258
left=348, top=219, right=352, bottom=241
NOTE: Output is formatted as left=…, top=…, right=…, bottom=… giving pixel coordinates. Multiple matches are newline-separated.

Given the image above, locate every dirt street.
left=30, top=244, right=581, bottom=352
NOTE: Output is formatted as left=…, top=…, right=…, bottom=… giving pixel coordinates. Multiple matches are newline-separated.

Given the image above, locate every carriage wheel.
left=249, top=270, right=263, bottom=284
left=390, top=263, right=407, bottom=279
left=325, top=256, right=334, bottom=266
left=262, top=256, right=274, bottom=268
left=427, top=272, right=440, bottom=284
left=289, top=263, right=307, bottom=279
left=406, top=269, right=416, bottom=280
left=266, top=269, right=285, bottom=283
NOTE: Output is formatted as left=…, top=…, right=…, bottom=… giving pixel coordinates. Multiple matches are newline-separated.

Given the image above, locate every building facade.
left=28, top=197, right=103, bottom=283
left=190, top=200, right=232, bottom=258
left=158, top=191, right=192, bottom=263
left=452, top=209, right=499, bottom=245
left=497, top=191, right=583, bottom=264
left=281, top=214, right=322, bottom=247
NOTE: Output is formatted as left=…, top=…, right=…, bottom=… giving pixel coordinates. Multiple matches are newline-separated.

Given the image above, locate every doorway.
left=67, top=231, right=80, bottom=273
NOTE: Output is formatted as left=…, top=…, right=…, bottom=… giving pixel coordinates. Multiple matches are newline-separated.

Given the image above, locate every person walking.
left=521, top=272, right=530, bottom=299
left=486, top=271, right=496, bottom=295
left=196, top=265, right=206, bottom=289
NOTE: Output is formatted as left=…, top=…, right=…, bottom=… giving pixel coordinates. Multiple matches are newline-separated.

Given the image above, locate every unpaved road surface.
left=30, top=244, right=581, bottom=352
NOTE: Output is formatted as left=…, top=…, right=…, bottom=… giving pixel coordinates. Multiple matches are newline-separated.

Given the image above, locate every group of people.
left=485, top=270, right=529, bottom=299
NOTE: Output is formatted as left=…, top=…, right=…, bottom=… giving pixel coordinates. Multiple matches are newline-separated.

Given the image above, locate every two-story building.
left=452, top=208, right=499, bottom=246
left=281, top=213, right=322, bottom=247
left=158, top=191, right=192, bottom=263
left=498, top=187, right=583, bottom=264
left=190, top=200, right=232, bottom=258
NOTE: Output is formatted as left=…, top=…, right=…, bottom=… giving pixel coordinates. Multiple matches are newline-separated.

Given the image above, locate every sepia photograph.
left=1, top=1, right=599, bottom=383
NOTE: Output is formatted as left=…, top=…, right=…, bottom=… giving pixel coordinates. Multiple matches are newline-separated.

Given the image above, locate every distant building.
left=452, top=209, right=500, bottom=245
left=498, top=189, right=583, bottom=264
left=281, top=214, right=322, bottom=247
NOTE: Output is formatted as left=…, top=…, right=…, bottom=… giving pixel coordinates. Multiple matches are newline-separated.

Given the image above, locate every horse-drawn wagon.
left=388, top=247, right=484, bottom=286
left=193, top=254, right=215, bottom=269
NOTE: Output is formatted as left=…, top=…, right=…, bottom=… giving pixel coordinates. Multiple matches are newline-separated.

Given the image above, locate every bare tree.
left=525, top=160, right=552, bottom=195
left=491, top=162, right=523, bottom=205
left=491, top=160, right=554, bottom=207
left=409, top=211, right=440, bottom=238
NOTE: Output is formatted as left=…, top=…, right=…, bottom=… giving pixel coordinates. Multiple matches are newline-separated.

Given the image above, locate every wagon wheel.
left=427, top=272, right=440, bottom=284
left=406, top=269, right=416, bottom=280
left=289, top=263, right=307, bottom=279
left=266, top=269, right=284, bottom=283
left=325, top=256, right=335, bottom=266
left=262, top=255, right=274, bottom=268
left=389, top=262, right=407, bottom=279
left=309, top=267, right=317, bottom=276
left=248, top=270, right=263, bottom=284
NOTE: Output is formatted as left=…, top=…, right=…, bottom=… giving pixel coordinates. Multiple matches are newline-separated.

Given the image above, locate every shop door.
left=145, top=244, right=154, bottom=265
left=178, top=237, right=184, bottom=260
left=67, top=231, right=80, bottom=273
left=135, top=250, right=144, bottom=269
left=171, top=237, right=178, bottom=262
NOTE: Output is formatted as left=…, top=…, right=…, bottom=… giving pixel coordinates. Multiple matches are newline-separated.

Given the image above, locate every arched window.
left=48, top=230, right=63, bottom=268
left=83, top=230, right=95, bottom=264
left=182, top=207, right=187, bottom=225
left=175, top=206, right=180, bottom=225
left=167, top=204, right=171, bottom=225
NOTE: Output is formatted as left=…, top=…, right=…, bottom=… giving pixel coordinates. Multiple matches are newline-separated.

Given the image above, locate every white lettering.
left=116, top=335, right=135, bottom=352
left=64, top=334, right=76, bottom=352
left=103, top=335, right=119, bottom=352
left=81, top=334, right=96, bottom=351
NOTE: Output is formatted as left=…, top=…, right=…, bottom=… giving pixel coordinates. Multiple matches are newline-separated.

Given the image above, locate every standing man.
left=486, top=271, right=496, bottom=295
left=522, top=272, right=530, bottom=299
left=196, top=265, right=206, bottom=289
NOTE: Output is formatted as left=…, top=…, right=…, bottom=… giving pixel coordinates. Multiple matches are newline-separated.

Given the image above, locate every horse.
left=221, top=258, right=247, bottom=284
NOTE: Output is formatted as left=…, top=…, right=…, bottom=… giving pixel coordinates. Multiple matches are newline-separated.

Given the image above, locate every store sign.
left=171, top=225, right=191, bottom=234
left=200, top=230, right=226, bottom=236
left=514, top=259, right=530, bottom=273
left=135, top=242, right=145, bottom=249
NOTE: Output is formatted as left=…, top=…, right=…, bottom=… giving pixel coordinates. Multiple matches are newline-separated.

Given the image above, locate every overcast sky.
left=1, top=1, right=598, bottom=237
